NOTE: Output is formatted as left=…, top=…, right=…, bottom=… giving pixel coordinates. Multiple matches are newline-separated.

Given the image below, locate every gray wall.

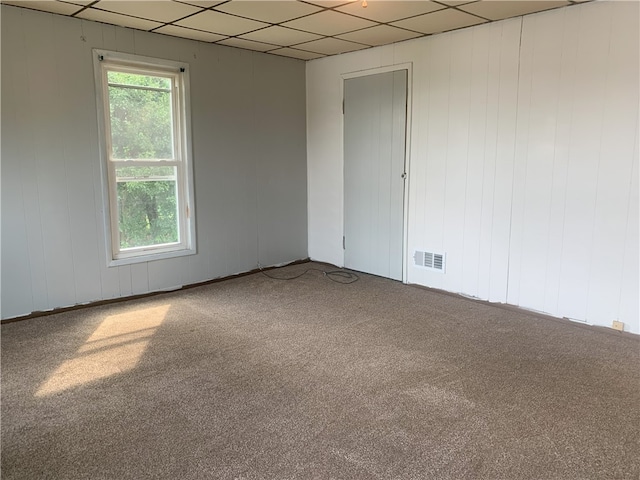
left=1, top=5, right=308, bottom=319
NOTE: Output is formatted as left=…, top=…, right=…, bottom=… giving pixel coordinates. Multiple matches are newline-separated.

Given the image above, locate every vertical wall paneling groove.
left=540, top=9, right=578, bottom=316
left=418, top=32, right=452, bottom=292
left=461, top=25, right=490, bottom=299
left=474, top=26, right=498, bottom=302
left=130, top=263, right=150, bottom=296
left=1, top=5, right=307, bottom=319
left=114, top=26, right=134, bottom=54
left=487, top=20, right=520, bottom=304
left=441, top=29, right=472, bottom=294
left=476, top=24, right=501, bottom=301
left=118, top=265, right=133, bottom=297
left=306, top=1, right=639, bottom=333
left=102, top=24, right=117, bottom=52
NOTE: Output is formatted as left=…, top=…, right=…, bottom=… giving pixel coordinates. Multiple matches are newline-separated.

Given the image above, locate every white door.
left=344, top=69, right=407, bottom=281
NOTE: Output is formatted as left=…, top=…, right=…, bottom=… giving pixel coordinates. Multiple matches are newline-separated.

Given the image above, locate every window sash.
left=104, top=66, right=180, bottom=163
left=108, top=165, right=187, bottom=256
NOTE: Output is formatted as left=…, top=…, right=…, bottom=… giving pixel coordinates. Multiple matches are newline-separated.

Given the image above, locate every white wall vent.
left=414, top=250, right=446, bottom=273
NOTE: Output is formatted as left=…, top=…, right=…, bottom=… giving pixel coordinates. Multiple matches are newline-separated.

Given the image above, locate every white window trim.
left=93, top=49, right=196, bottom=267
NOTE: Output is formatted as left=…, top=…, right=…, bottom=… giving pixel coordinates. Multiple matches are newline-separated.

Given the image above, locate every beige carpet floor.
left=2, top=262, right=639, bottom=479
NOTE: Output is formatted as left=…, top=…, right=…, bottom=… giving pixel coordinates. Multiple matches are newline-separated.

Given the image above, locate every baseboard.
left=1, top=258, right=311, bottom=325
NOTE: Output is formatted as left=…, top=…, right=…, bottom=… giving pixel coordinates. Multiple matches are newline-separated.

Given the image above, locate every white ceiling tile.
left=92, top=1, right=202, bottom=23
left=336, top=24, right=421, bottom=46
left=282, top=10, right=376, bottom=36
left=155, top=24, right=227, bottom=42
left=335, top=1, right=444, bottom=23
left=214, top=1, right=322, bottom=24
left=2, top=1, right=83, bottom=15
left=77, top=8, right=163, bottom=30
left=303, top=1, right=353, bottom=7
left=60, top=0, right=95, bottom=6
left=391, top=8, right=486, bottom=34
left=435, top=0, right=478, bottom=5
left=269, top=47, right=325, bottom=60
left=218, top=37, right=279, bottom=52
left=174, top=0, right=224, bottom=7
left=239, top=25, right=321, bottom=46
left=294, top=37, right=369, bottom=55
left=459, top=1, right=570, bottom=21
left=175, top=9, right=268, bottom=35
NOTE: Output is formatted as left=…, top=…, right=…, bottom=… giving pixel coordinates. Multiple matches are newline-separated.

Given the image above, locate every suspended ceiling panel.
left=458, top=0, right=570, bottom=20
left=391, top=7, right=487, bottom=34
left=1, top=0, right=593, bottom=61
left=335, top=0, right=444, bottom=22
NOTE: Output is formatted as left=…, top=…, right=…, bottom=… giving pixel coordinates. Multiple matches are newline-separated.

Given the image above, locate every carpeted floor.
left=2, top=262, right=639, bottom=479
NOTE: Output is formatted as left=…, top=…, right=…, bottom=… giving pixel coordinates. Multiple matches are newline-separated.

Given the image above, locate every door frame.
left=340, top=63, right=413, bottom=283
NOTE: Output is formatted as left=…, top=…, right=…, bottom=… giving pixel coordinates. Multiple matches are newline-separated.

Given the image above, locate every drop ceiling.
left=1, top=0, right=592, bottom=61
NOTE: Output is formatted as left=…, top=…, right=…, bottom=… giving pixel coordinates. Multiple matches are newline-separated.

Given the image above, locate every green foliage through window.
left=108, top=72, right=174, bottom=160
left=107, top=70, right=180, bottom=249
left=117, top=178, right=179, bottom=249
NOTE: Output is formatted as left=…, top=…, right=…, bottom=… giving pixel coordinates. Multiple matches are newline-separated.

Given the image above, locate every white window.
left=94, top=50, right=196, bottom=266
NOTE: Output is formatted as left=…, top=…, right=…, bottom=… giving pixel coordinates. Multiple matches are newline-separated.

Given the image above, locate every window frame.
left=93, top=49, right=196, bottom=267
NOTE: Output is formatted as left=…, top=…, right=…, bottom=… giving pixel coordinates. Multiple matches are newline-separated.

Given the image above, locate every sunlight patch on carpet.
left=35, top=304, right=170, bottom=397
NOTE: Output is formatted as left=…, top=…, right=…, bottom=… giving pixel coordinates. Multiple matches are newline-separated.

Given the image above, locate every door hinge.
left=343, top=236, right=345, bottom=250
left=186, top=204, right=190, bottom=218
left=342, top=99, right=344, bottom=115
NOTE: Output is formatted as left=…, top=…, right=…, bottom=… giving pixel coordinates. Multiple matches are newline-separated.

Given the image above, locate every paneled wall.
left=1, top=5, right=308, bottom=319
left=404, top=19, right=521, bottom=304
left=507, top=2, right=639, bottom=328
left=306, top=1, right=639, bottom=333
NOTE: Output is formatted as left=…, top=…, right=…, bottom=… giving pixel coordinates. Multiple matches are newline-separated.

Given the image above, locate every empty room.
left=1, top=0, right=638, bottom=478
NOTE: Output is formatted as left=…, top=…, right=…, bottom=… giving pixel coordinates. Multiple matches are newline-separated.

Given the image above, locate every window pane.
left=116, top=166, right=179, bottom=250
left=108, top=81, right=173, bottom=160
left=108, top=71, right=171, bottom=90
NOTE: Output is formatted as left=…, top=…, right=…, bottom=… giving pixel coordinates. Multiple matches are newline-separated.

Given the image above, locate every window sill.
left=108, top=246, right=196, bottom=267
